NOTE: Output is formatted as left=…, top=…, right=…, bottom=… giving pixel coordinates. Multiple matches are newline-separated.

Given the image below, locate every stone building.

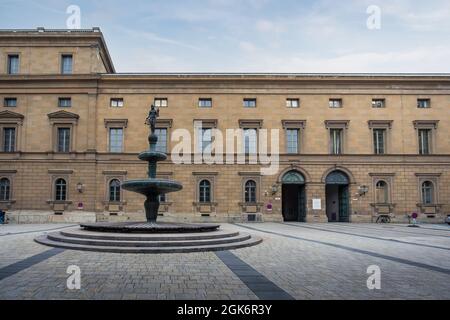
left=0, top=28, right=449, bottom=224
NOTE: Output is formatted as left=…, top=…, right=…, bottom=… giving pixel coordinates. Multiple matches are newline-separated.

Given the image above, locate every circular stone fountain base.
left=80, top=221, right=221, bottom=233
left=34, top=225, right=262, bottom=253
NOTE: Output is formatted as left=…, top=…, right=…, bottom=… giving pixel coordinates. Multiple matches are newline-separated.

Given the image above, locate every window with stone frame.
left=282, top=120, right=306, bottom=154
left=54, top=178, right=67, bottom=201
left=373, top=129, right=386, bottom=154
left=418, top=129, right=431, bottom=155
left=109, top=128, right=123, bottom=153
left=369, top=120, right=392, bottom=155
left=155, top=128, right=167, bottom=153
left=61, top=54, right=73, bottom=74
left=3, top=127, right=16, bottom=152
left=375, top=180, right=389, bottom=204
left=325, top=120, right=349, bottom=155
left=421, top=181, right=435, bottom=205
left=7, top=54, right=19, bottom=74
left=413, top=120, right=438, bottom=155
left=57, top=127, right=71, bottom=153
left=0, top=177, right=11, bottom=201
left=244, top=179, right=257, bottom=203
left=199, top=179, right=211, bottom=203
left=109, top=179, right=121, bottom=202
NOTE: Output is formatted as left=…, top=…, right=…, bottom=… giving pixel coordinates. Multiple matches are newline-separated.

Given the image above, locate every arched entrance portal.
left=325, top=170, right=350, bottom=222
left=281, top=171, right=307, bottom=222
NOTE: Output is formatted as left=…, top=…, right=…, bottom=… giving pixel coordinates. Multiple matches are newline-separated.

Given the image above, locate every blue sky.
left=0, top=0, right=449, bottom=72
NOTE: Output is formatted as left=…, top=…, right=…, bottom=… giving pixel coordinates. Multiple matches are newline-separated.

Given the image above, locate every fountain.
left=34, top=105, right=261, bottom=252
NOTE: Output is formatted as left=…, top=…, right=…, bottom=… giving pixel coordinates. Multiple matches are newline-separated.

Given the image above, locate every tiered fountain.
left=35, top=105, right=261, bottom=253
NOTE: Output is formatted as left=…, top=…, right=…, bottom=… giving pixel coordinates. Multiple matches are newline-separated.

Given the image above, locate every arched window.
left=244, top=180, right=257, bottom=203
left=109, top=179, right=121, bottom=202
left=375, top=180, right=388, bottom=204
left=199, top=180, right=211, bottom=203
left=421, top=181, right=434, bottom=205
left=0, top=178, right=11, bottom=201
left=55, top=178, right=67, bottom=201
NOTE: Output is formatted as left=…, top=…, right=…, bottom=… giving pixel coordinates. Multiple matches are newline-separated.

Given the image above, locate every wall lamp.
left=76, top=182, right=84, bottom=193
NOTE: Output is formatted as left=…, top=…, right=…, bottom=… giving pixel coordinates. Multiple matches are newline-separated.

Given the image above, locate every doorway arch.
left=281, top=170, right=307, bottom=222
left=325, top=170, right=350, bottom=222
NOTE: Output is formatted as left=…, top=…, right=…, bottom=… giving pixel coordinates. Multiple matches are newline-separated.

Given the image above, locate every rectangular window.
left=372, top=99, right=385, bottom=108
left=286, top=98, right=300, bottom=108
left=200, top=128, right=212, bottom=153
left=373, top=129, right=386, bottom=154
left=417, top=99, right=431, bottom=109
left=58, top=97, right=72, bottom=108
left=7, top=55, right=19, bottom=74
left=286, top=129, right=299, bottom=154
left=159, top=194, right=166, bottom=202
left=57, top=128, right=71, bottom=153
left=329, top=99, right=342, bottom=108
left=244, top=128, right=257, bottom=154
left=330, top=129, right=343, bottom=154
left=154, top=98, right=168, bottom=108
left=4, top=98, right=17, bottom=107
left=109, top=128, right=123, bottom=153
left=155, top=128, right=167, bottom=153
left=243, top=98, right=256, bottom=108
left=198, top=98, right=212, bottom=108
left=418, top=129, right=431, bottom=155
left=110, top=98, right=124, bottom=108
left=3, top=128, right=16, bottom=152
left=61, top=54, right=73, bottom=74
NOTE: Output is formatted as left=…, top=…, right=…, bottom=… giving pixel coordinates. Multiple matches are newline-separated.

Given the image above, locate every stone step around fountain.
left=34, top=228, right=262, bottom=253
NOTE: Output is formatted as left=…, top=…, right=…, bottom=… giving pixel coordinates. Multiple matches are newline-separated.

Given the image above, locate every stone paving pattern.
left=0, top=223, right=449, bottom=300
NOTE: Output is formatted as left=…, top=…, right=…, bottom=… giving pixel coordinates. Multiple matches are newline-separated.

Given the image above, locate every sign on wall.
left=312, top=199, right=322, bottom=210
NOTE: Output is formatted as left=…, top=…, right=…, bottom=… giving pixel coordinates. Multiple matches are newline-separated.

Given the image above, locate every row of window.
left=107, top=97, right=433, bottom=109
left=0, top=124, right=435, bottom=155
left=3, top=97, right=72, bottom=108
left=2, top=96, right=433, bottom=109
left=5, top=54, right=73, bottom=75
left=0, top=177, right=437, bottom=206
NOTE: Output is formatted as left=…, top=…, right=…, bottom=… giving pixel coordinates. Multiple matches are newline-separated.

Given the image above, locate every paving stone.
left=0, top=223, right=448, bottom=299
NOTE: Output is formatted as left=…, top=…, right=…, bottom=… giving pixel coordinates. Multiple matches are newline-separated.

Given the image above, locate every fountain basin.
left=138, top=151, right=167, bottom=162
left=121, top=179, right=182, bottom=196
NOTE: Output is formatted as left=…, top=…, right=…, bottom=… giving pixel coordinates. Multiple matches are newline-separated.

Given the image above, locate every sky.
left=0, top=0, right=449, bottom=73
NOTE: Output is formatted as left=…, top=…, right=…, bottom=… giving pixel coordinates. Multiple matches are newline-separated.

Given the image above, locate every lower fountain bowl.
left=80, top=221, right=221, bottom=233
left=121, top=179, right=182, bottom=196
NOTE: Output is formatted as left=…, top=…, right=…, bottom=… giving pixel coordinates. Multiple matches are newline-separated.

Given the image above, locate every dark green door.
left=338, top=185, right=349, bottom=222
left=298, top=186, right=306, bottom=222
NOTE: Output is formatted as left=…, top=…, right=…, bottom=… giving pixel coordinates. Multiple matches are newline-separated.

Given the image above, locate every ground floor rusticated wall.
left=1, top=155, right=449, bottom=224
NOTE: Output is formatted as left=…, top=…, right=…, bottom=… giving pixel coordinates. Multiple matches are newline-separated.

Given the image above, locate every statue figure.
left=145, top=104, right=159, bottom=133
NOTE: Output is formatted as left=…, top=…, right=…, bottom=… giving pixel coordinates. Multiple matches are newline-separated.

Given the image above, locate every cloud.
left=255, top=20, right=285, bottom=33
left=115, top=26, right=201, bottom=51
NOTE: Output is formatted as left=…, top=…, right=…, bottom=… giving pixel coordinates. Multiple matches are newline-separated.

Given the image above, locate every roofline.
left=102, top=72, right=450, bottom=77
left=99, top=73, right=450, bottom=82
left=0, top=27, right=115, bottom=73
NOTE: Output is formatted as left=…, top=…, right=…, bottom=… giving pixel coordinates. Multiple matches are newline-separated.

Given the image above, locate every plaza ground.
left=0, top=222, right=449, bottom=300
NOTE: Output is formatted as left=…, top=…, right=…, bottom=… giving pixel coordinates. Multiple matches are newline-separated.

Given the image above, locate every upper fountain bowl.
left=138, top=151, right=167, bottom=162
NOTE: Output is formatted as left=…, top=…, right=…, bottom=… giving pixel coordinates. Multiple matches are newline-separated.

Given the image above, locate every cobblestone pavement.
left=0, top=222, right=448, bottom=300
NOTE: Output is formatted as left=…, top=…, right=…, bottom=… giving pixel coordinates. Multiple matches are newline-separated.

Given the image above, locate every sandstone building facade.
left=0, top=28, right=449, bottom=224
